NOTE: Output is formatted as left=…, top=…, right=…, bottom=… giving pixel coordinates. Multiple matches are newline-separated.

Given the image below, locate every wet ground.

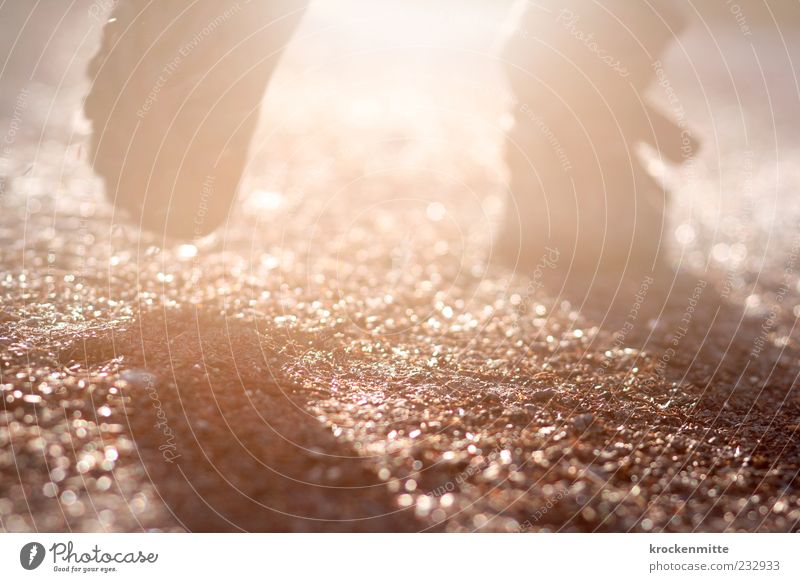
left=1, top=3, right=800, bottom=531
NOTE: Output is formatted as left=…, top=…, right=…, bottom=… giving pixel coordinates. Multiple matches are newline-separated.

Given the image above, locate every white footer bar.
left=1, top=533, right=797, bottom=580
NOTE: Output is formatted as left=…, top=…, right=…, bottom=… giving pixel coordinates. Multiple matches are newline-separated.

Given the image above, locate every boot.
left=497, top=0, right=695, bottom=285
left=84, top=0, right=307, bottom=239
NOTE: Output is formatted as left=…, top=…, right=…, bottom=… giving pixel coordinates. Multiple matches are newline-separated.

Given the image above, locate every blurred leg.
left=0, top=2, right=98, bottom=141
left=498, top=0, right=690, bottom=280
left=85, top=0, right=308, bottom=239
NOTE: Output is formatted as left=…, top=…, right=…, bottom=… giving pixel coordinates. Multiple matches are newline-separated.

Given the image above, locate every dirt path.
left=2, top=8, right=800, bottom=532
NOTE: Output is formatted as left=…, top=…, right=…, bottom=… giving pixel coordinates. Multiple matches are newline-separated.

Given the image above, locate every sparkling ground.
left=1, top=4, right=800, bottom=532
